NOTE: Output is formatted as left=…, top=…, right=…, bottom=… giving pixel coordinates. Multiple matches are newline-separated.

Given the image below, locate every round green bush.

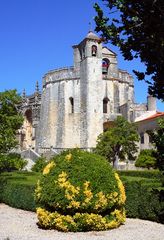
left=0, top=153, right=27, bottom=172
left=135, top=149, right=157, bottom=169
left=35, top=149, right=126, bottom=232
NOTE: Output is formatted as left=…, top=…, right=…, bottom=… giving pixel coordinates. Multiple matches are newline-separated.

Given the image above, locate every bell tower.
left=73, top=31, right=103, bottom=148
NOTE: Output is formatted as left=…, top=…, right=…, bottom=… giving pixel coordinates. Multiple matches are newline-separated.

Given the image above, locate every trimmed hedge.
left=118, top=170, right=161, bottom=179
left=118, top=170, right=164, bottom=220
left=118, top=171, right=164, bottom=223
left=122, top=179, right=164, bottom=223
left=0, top=170, right=163, bottom=223
left=0, top=172, right=40, bottom=211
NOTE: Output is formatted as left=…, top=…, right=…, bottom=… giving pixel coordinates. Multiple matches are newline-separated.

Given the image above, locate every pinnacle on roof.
left=22, top=89, right=26, bottom=99
left=35, top=81, right=39, bottom=93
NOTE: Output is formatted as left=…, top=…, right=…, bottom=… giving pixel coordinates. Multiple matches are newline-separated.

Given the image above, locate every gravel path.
left=0, top=204, right=164, bottom=240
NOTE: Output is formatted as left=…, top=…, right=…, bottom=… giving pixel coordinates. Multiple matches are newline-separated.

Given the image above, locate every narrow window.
left=82, top=48, right=85, bottom=58
left=91, top=45, right=97, bottom=56
left=140, top=133, right=144, bottom=144
left=102, top=58, right=110, bottom=74
left=103, top=98, right=109, bottom=113
left=69, top=97, right=74, bottom=113
left=80, top=49, right=82, bottom=60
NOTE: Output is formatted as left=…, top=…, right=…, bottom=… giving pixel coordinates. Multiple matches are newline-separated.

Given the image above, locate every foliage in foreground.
left=31, top=156, right=47, bottom=172
left=0, top=170, right=163, bottom=224
left=95, top=116, right=139, bottom=168
left=148, top=118, right=164, bottom=185
left=94, top=0, right=164, bottom=100
left=135, top=149, right=157, bottom=169
left=0, top=153, right=27, bottom=173
left=0, top=90, right=23, bottom=154
left=35, top=149, right=126, bottom=232
left=121, top=176, right=164, bottom=223
left=0, top=171, right=39, bottom=211
left=148, top=118, right=164, bottom=172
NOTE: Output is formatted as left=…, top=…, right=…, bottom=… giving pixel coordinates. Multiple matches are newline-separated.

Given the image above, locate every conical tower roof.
left=86, top=31, right=100, bottom=40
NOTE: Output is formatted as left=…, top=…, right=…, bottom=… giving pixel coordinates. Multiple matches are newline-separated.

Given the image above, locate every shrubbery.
left=122, top=179, right=164, bottom=223
left=0, top=172, right=39, bottom=211
left=0, top=169, right=163, bottom=224
left=31, top=156, right=47, bottom=172
left=135, top=149, right=157, bottom=169
left=35, top=149, right=126, bottom=232
left=0, top=153, right=27, bottom=172
left=118, top=169, right=160, bottom=179
left=118, top=170, right=164, bottom=223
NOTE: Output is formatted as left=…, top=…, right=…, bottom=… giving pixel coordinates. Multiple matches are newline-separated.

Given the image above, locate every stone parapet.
left=43, top=67, right=80, bottom=87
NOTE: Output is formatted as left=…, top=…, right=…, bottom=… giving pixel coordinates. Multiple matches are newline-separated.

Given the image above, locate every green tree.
left=135, top=149, right=157, bottom=169
left=0, top=90, right=23, bottom=154
left=148, top=118, right=164, bottom=171
left=95, top=116, right=139, bottom=168
left=94, top=0, right=164, bottom=100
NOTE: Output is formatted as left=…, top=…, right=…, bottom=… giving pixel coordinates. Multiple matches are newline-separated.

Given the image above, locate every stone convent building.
left=19, top=31, right=157, bottom=154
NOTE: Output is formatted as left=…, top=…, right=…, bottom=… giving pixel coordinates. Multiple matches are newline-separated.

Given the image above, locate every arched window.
left=102, top=58, right=110, bottom=74
left=91, top=45, right=97, bottom=56
left=103, top=97, right=109, bottom=113
left=69, top=97, right=74, bottom=113
left=25, top=109, right=32, bottom=124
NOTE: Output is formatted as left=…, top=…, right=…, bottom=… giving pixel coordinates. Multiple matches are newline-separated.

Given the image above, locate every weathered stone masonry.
left=19, top=31, right=155, bottom=154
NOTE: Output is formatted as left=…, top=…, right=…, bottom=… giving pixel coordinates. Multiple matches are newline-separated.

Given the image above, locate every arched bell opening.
left=102, top=58, right=110, bottom=74
left=91, top=45, right=97, bottom=56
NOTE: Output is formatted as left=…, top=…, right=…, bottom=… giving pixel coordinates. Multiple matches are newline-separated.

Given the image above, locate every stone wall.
left=20, top=32, right=153, bottom=154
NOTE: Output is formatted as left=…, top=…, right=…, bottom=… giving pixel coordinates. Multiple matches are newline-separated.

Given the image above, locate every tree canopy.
left=95, top=116, right=139, bottom=168
left=135, top=149, right=157, bottom=169
left=0, top=90, right=23, bottom=154
left=94, top=0, right=164, bottom=100
left=148, top=118, right=164, bottom=172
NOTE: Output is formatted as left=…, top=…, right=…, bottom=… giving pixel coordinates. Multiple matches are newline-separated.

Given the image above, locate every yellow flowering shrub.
left=43, top=161, right=55, bottom=175
left=36, top=207, right=125, bottom=232
left=58, top=171, right=80, bottom=202
left=35, top=180, right=42, bottom=200
left=94, top=191, right=108, bottom=210
left=35, top=149, right=126, bottom=231
left=82, top=181, right=93, bottom=206
left=65, top=153, right=72, bottom=161
left=115, top=173, right=126, bottom=204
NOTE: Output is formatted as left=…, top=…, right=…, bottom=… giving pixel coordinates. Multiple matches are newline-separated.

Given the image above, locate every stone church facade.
left=19, top=31, right=156, bottom=154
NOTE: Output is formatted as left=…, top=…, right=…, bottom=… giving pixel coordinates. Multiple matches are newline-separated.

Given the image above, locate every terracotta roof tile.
left=137, top=112, right=164, bottom=122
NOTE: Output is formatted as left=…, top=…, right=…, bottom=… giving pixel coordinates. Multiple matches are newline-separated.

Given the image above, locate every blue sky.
left=0, top=0, right=163, bottom=110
